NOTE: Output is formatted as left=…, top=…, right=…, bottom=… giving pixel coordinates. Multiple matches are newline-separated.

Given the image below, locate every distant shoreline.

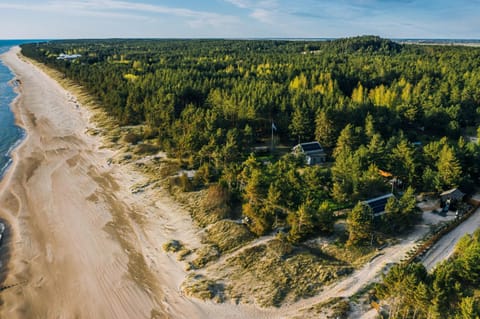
left=1, top=37, right=479, bottom=44
left=397, top=39, right=480, bottom=47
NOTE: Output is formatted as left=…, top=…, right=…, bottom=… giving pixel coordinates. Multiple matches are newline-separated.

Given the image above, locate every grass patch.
left=204, top=220, right=255, bottom=253
left=162, top=240, right=192, bottom=261
left=350, top=282, right=377, bottom=303
left=219, top=239, right=353, bottom=307
left=160, top=161, right=182, bottom=179
left=321, top=242, right=377, bottom=268
left=298, top=297, right=350, bottom=319
left=190, top=245, right=221, bottom=269
left=162, top=239, right=184, bottom=253
left=182, top=274, right=224, bottom=302
left=133, top=143, right=160, bottom=155
left=177, top=247, right=192, bottom=261
left=192, top=184, right=232, bottom=227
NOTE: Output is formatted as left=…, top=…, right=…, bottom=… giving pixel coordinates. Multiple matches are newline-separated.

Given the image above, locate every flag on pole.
left=272, top=122, right=277, bottom=131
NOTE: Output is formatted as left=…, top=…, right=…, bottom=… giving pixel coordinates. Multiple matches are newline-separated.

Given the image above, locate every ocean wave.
left=0, top=157, right=12, bottom=179
left=0, top=44, right=24, bottom=181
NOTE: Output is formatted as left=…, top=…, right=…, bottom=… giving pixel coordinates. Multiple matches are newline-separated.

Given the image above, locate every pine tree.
left=287, top=201, right=315, bottom=243
left=331, top=150, right=362, bottom=202
left=333, top=124, right=357, bottom=158
left=457, top=296, right=477, bottom=319
left=436, top=144, right=462, bottom=191
left=315, top=110, right=336, bottom=148
left=367, top=133, right=387, bottom=168
left=347, top=202, right=373, bottom=246
left=351, top=82, right=365, bottom=104
left=364, top=113, right=376, bottom=139
left=316, top=201, right=335, bottom=234
left=358, top=164, right=385, bottom=198
left=289, top=105, right=312, bottom=143
left=383, top=196, right=401, bottom=233
left=390, top=139, right=417, bottom=185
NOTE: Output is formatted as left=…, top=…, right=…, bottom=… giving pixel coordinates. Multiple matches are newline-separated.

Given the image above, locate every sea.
left=0, top=40, right=36, bottom=180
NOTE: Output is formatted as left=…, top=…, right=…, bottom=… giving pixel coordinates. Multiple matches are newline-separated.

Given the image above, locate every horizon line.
left=2, top=37, right=480, bottom=41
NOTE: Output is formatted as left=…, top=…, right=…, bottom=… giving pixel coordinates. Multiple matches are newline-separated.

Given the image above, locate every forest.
left=21, top=36, right=480, bottom=243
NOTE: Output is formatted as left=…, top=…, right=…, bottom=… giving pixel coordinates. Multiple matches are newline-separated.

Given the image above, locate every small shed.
left=363, top=193, right=395, bottom=217
left=292, top=141, right=327, bottom=165
left=440, top=188, right=464, bottom=208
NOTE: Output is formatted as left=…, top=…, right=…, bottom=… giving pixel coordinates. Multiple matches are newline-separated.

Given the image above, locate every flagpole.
left=271, top=120, right=274, bottom=152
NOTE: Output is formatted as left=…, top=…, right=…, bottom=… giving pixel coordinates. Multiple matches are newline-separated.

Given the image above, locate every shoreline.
left=0, top=47, right=278, bottom=318
left=0, top=46, right=157, bottom=318
left=0, top=60, right=24, bottom=182
left=0, top=58, right=23, bottom=293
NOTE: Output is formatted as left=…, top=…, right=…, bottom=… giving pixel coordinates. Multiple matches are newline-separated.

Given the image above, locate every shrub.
left=192, top=184, right=231, bottom=226
left=123, top=131, right=142, bottom=144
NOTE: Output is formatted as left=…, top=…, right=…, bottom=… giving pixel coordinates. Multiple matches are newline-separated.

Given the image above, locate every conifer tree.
left=436, top=144, right=462, bottom=191
left=347, top=202, right=373, bottom=246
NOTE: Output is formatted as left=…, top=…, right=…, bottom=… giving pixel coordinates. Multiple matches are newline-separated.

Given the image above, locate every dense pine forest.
left=21, top=37, right=480, bottom=315
left=21, top=37, right=480, bottom=240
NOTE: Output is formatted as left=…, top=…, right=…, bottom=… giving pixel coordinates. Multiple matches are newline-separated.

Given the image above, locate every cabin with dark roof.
left=292, top=141, right=327, bottom=165
left=440, top=188, right=464, bottom=210
left=363, top=193, right=395, bottom=217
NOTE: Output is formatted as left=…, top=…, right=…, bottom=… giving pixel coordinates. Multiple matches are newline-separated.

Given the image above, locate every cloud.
left=0, top=2, right=143, bottom=19
left=224, top=0, right=279, bottom=23
left=0, top=0, right=236, bottom=28
left=224, top=0, right=250, bottom=9
left=290, top=11, right=329, bottom=19
left=250, top=9, right=273, bottom=23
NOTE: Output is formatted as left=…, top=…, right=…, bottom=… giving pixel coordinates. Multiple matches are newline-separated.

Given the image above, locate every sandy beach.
left=0, top=47, right=278, bottom=319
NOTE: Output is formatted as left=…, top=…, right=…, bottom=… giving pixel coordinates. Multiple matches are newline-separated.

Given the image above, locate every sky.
left=0, top=0, right=479, bottom=39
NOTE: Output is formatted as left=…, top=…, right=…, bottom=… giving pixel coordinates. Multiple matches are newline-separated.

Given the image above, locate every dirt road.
left=422, top=207, right=480, bottom=271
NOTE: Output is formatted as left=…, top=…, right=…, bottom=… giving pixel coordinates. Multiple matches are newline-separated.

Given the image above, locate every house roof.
left=440, top=188, right=464, bottom=199
left=363, top=193, right=395, bottom=216
left=300, top=142, right=323, bottom=152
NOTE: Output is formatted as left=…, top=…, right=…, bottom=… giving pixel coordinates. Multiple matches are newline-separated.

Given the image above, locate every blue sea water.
left=0, top=40, right=37, bottom=180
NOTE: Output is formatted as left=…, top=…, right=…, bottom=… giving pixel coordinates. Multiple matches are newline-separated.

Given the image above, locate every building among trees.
left=292, top=141, right=327, bottom=165
left=440, top=188, right=465, bottom=209
left=363, top=193, right=395, bottom=217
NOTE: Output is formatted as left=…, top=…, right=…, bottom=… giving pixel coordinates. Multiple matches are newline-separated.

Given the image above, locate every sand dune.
left=0, top=47, right=282, bottom=319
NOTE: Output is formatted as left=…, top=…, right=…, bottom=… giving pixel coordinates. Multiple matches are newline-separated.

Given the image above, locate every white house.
left=292, top=141, right=327, bottom=165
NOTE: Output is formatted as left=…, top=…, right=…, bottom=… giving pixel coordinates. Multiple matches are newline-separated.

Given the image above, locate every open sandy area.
left=0, top=47, right=277, bottom=319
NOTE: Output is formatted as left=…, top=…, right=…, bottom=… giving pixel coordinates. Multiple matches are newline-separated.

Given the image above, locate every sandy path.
left=422, top=206, right=480, bottom=271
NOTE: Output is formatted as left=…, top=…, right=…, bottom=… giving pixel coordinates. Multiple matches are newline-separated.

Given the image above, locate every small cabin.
left=292, top=141, right=327, bottom=165
left=440, top=188, right=464, bottom=210
left=363, top=193, right=396, bottom=217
